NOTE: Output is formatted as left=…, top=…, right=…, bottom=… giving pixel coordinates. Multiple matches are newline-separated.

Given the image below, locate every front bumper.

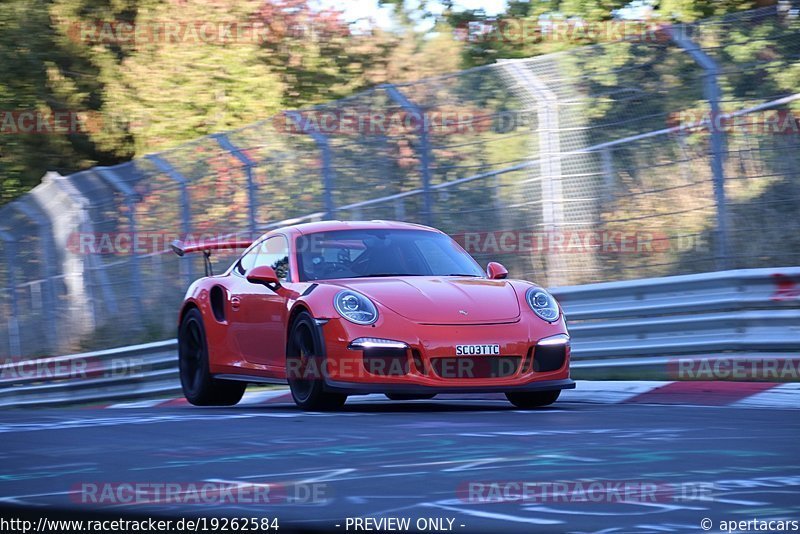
left=325, top=377, right=576, bottom=395
left=318, top=314, right=571, bottom=394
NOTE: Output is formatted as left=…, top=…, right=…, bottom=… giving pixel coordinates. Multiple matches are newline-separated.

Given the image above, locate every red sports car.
left=172, top=220, right=574, bottom=410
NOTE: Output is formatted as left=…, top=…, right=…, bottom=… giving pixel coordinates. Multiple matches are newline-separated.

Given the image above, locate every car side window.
left=237, top=244, right=261, bottom=275
left=253, top=236, right=291, bottom=281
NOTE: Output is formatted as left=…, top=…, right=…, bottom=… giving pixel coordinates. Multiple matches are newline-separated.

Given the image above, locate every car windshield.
left=296, top=229, right=485, bottom=281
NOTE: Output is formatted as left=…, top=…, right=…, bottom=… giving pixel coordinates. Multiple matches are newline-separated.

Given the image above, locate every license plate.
left=455, top=344, right=500, bottom=356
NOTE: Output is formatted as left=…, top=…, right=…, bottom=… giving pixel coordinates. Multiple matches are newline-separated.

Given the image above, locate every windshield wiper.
left=446, top=273, right=482, bottom=277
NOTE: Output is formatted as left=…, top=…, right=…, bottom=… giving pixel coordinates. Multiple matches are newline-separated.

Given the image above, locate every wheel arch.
left=285, top=302, right=327, bottom=361
left=179, top=301, right=201, bottom=326
left=287, top=302, right=313, bottom=336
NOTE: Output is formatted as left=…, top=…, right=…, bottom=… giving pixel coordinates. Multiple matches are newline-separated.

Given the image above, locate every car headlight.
left=334, top=290, right=378, bottom=325
left=526, top=288, right=560, bottom=322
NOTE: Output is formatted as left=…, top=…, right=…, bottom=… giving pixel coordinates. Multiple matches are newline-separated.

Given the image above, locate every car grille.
left=430, top=356, right=522, bottom=379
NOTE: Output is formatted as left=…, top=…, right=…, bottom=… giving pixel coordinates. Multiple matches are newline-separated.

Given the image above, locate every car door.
left=229, top=235, right=291, bottom=368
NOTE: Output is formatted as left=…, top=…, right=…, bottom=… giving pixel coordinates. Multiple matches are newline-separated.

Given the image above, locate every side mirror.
left=486, top=262, right=509, bottom=280
left=247, top=265, right=280, bottom=288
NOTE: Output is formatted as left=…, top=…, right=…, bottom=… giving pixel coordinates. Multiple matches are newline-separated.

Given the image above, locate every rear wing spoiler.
left=171, top=238, right=254, bottom=276
left=170, top=238, right=253, bottom=257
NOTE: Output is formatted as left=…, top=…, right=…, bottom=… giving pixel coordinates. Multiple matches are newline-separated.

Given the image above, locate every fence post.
left=671, top=24, right=730, bottom=270
left=0, top=230, right=21, bottom=358
left=146, top=155, right=194, bottom=285
left=285, top=112, right=336, bottom=220
left=601, top=147, right=616, bottom=202
left=500, top=60, right=567, bottom=286
left=213, top=134, right=259, bottom=237
left=95, top=167, right=145, bottom=323
left=12, top=200, right=59, bottom=352
left=383, top=84, right=433, bottom=226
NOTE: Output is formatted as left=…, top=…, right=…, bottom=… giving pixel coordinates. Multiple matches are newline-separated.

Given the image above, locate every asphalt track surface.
left=0, top=396, right=798, bottom=534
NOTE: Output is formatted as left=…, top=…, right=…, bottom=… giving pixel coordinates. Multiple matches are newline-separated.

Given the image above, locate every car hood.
left=328, top=277, right=521, bottom=324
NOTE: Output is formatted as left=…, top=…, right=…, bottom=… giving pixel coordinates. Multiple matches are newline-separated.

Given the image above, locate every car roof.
left=274, top=220, right=442, bottom=236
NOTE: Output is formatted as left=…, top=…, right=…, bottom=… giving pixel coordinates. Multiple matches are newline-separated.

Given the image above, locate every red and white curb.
left=101, top=381, right=800, bottom=410
left=566, top=380, right=800, bottom=408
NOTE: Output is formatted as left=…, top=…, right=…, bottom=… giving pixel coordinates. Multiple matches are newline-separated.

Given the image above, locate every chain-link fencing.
left=1, top=4, right=799, bottom=358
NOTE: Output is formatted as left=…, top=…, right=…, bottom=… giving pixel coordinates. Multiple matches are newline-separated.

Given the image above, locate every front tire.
left=286, top=312, right=347, bottom=411
left=505, top=390, right=560, bottom=409
left=179, top=308, right=246, bottom=406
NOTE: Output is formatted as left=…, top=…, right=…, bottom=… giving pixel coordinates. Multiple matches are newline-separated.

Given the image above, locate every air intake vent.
left=362, top=347, right=410, bottom=376
left=431, top=356, right=521, bottom=379
left=534, top=345, right=567, bottom=372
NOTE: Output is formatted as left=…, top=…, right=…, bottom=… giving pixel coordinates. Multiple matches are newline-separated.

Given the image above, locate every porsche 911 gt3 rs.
left=173, top=220, right=574, bottom=410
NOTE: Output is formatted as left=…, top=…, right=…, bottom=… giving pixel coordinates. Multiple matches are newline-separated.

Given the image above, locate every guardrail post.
left=383, top=84, right=434, bottom=226
left=12, top=200, right=59, bottom=352
left=0, top=230, right=21, bottom=357
left=671, top=25, right=730, bottom=270
left=285, top=112, right=336, bottom=220
left=394, top=198, right=406, bottom=220
left=212, top=134, right=259, bottom=237
left=146, top=155, right=194, bottom=285
left=96, top=167, right=145, bottom=323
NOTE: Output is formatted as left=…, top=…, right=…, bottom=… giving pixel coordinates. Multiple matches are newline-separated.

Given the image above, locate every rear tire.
left=178, top=308, right=246, bottom=406
left=505, top=390, right=560, bottom=409
left=385, top=394, right=437, bottom=401
left=286, top=312, right=347, bottom=411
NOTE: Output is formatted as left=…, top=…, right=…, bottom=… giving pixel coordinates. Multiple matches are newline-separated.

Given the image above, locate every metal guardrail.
left=553, top=267, right=800, bottom=366
left=0, top=340, right=180, bottom=407
left=1, top=267, right=798, bottom=407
